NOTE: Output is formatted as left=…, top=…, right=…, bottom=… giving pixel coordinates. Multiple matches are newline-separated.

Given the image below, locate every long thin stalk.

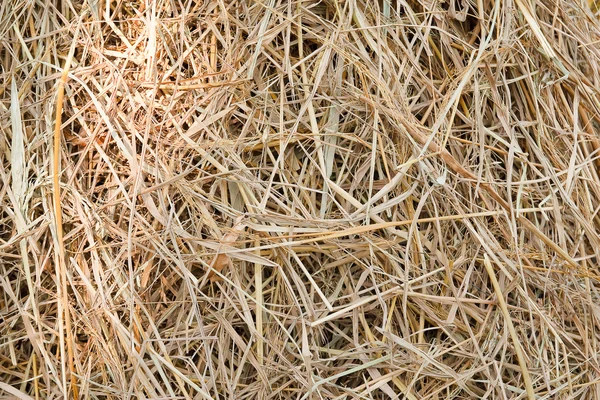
left=52, top=27, right=80, bottom=400
left=484, top=255, right=536, bottom=400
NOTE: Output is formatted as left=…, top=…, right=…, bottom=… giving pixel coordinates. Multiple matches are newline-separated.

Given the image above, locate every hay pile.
left=3, top=0, right=600, bottom=398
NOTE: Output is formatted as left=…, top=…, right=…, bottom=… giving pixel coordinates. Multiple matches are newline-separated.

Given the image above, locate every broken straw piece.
left=208, top=216, right=247, bottom=282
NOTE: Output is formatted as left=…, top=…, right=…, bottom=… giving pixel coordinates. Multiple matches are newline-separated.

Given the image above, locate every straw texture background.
left=2, top=0, right=600, bottom=398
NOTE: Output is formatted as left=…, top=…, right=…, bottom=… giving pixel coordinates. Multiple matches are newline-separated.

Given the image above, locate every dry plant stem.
left=255, top=239, right=264, bottom=365
left=53, top=33, right=79, bottom=400
left=484, top=255, right=535, bottom=400
left=32, top=352, right=39, bottom=400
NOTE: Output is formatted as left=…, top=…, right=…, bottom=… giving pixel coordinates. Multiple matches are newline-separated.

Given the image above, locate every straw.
left=2, top=0, right=600, bottom=398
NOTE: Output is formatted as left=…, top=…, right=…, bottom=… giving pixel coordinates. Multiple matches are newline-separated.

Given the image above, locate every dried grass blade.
left=52, top=23, right=80, bottom=400
left=484, top=255, right=535, bottom=400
